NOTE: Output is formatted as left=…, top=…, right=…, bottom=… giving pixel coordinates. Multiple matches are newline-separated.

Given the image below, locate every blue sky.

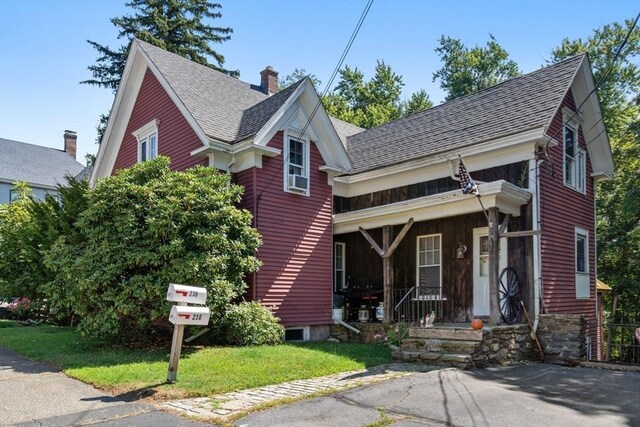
left=0, top=0, right=636, bottom=162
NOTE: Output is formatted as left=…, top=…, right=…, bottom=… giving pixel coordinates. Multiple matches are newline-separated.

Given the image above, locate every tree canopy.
left=83, top=0, right=237, bottom=92
left=433, top=34, right=520, bottom=101
left=279, top=68, right=321, bottom=90
left=550, top=18, right=640, bottom=322
left=323, top=61, right=433, bottom=129
left=83, top=0, right=237, bottom=143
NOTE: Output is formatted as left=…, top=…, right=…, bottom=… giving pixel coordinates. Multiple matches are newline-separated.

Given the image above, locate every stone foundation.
left=473, top=324, right=533, bottom=367
left=330, top=322, right=391, bottom=343
left=537, top=314, right=586, bottom=359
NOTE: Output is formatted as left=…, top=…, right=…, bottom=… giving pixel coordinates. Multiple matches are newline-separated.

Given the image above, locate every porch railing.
left=604, top=322, right=640, bottom=365
left=391, top=286, right=444, bottom=324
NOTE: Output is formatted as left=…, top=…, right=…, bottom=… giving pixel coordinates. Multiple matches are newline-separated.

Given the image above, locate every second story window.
left=564, top=123, right=585, bottom=193
left=133, top=119, right=159, bottom=163
left=284, top=132, right=310, bottom=194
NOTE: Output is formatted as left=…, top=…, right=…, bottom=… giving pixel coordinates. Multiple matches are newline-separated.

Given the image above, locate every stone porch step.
left=400, top=339, right=481, bottom=354
left=392, top=350, right=472, bottom=369
left=409, top=326, right=485, bottom=341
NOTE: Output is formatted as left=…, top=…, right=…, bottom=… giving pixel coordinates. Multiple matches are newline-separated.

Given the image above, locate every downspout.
left=529, top=157, right=542, bottom=336
left=253, top=166, right=259, bottom=301
left=593, top=178, right=599, bottom=359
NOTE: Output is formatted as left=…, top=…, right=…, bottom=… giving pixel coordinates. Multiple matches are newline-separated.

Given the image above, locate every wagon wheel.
left=499, top=267, right=522, bottom=325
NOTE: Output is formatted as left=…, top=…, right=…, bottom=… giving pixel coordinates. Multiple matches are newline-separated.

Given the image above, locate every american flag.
left=458, top=159, right=479, bottom=196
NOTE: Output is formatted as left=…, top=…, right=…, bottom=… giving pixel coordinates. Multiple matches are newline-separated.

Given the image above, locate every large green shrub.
left=0, top=179, right=89, bottom=323
left=222, top=301, right=284, bottom=346
left=0, top=183, right=40, bottom=300
left=47, top=157, right=261, bottom=340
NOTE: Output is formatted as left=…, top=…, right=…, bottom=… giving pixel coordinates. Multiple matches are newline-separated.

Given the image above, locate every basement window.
left=284, top=326, right=309, bottom=342
left=133, top=119, right=159, bottom=163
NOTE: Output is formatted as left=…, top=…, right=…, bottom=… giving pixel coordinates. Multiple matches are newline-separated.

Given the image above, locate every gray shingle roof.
left=0, top=138, right=85, bottom=188
left=345, top=55, right=584, bottom=174
left=137, top=39, right=302, bottom=144
left=330, top=116, right=364, bottom=147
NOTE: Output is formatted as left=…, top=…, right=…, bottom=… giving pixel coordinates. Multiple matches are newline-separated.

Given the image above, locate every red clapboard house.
left=91, top=40, right=613, bottom=353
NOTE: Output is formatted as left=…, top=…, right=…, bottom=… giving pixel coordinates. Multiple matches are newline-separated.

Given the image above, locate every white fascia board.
left=333, top=128, right=543, bottom=198
left=191, top=140, right=281, bottom=172
left=575, top=59, right=614, bottom=179
left=333, top=180, right=531, bottom=234
left=252, top=79, right=352, bottom=171
left=90, top=43, right=146, bottom=186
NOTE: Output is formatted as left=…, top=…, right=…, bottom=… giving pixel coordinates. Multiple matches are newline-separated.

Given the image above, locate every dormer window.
left=563, top=121, right=585, bottom=193
left=284, top=131, right=310, bottom=195
left=133, top=119, right=159, bottom=162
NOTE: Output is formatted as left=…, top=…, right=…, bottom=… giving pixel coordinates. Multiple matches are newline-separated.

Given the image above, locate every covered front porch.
left=333, top=180, right=533, bottom=326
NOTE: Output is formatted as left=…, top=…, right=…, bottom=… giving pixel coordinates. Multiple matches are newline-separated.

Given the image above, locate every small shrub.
left=223, top=301, right=284, bottom=346
left=8, top=297, right=31, bottom=320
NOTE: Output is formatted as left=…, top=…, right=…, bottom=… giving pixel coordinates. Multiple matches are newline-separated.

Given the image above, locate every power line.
left=543, top=12, right=639, bottom=179
left=257, top=0, right=374, bottom=198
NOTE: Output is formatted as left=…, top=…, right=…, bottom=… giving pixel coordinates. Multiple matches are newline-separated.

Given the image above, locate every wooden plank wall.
left=334, top=161, right=528, bottom=214
left=334, top=208, right=531, bottom=322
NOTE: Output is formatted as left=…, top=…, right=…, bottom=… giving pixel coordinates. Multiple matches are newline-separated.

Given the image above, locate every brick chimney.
left=63, top=130, right=77, bottom=159
left=260, top=66, right=279, bottom=96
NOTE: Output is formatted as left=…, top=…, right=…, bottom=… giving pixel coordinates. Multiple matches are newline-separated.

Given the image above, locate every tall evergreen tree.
left=83, top=0, right=237, bottom=142
left=433, top=34, right=520, bottom=101
left=550, top=18, right=640, bottom=322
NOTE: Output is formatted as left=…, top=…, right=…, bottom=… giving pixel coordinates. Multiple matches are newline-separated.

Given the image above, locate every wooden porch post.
left=488, top=207, right=501, bottom=324
left=383, top=225, right=392, bottom=323
left=359, top=218, right=414, bottom=324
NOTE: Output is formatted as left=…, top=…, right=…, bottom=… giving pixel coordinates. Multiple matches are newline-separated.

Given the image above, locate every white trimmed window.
left=564, top=123, right=586, bottom=193
left=575, top=227, right=590, bottom=299
left=133, top=119, right=159, bottom=163
left=417, top=234, right=442, bottom=293
left=284, top=131, right=310, bottom=195
left=334, top=242, right=346, bottom=291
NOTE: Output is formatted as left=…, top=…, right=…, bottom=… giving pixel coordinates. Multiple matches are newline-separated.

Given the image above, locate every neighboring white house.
left=0, top=131, right=86, bottom=204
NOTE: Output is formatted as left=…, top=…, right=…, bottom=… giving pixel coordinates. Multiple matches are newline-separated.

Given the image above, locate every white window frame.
left=133, top=119, right=159, bottom=163
left=563, top=113, right=586, bottom=194
left=334, top=242, right=346, bottom=291
left=575, top=227, right=590, bottom=299
left=416, top=234, right=442, bottom=296
left=283, top=130, right=310, bottom=196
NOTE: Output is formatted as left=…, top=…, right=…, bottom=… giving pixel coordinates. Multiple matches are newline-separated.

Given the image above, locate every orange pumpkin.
left=471, top=319, right=484, bottom=330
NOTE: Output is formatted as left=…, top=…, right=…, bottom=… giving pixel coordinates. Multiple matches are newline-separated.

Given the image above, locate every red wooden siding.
left=233, top=168, right=256, bottom=299
left=249, top=131, right=333, bottom=326
left=540, top=89, right=597, bottom=346
left=112, top=68, right=207, bottom=173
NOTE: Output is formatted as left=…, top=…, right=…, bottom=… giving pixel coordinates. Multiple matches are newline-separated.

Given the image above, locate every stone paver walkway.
left=163, top=363, right=435, bottom=421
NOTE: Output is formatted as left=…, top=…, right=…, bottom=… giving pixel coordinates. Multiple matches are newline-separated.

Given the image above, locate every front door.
left=473, top=227, right=507, bottom=316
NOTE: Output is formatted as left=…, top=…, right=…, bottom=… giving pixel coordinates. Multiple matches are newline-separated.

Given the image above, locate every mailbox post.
left=166, top=283, right=210, bottom=382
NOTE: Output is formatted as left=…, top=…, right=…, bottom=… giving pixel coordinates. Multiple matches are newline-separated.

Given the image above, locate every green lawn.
left=0, top=321, right=391, bottom=399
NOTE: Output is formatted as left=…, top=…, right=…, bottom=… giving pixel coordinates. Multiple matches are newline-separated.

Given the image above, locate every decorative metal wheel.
left=499, top=267, right=522, bottom=324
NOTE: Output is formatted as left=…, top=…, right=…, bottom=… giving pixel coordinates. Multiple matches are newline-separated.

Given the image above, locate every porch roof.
left=333, top=180, right=531, bottom=234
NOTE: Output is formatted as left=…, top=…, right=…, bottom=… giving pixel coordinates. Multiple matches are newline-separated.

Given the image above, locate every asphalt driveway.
left=0, top=347, right=209, bottom=426
left=235, top=363, right=640, bottom=427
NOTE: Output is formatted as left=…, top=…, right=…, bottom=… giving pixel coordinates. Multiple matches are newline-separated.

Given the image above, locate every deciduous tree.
left=433, top=34, right=520, bottom=101
left=323, top=61, right=432, bottom=128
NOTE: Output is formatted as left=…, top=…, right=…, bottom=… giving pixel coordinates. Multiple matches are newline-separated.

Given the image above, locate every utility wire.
left=257, top=0, right=374, bottom=198
left=542, top=12, right=639, bottom=179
